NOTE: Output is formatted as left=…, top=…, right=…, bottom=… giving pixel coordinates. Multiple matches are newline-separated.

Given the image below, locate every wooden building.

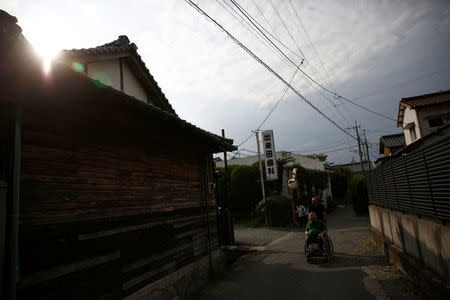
left=0, top=10, right=235, bottom=299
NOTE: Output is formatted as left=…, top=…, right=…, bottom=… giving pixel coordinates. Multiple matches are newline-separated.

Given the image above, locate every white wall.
left=289, top=154, right=324, bottom=171
left=402, top=107, right=420, bottom=145
left=79, top=58, right=149, bottom=104
left=87, top=59, right=121, bottom=89
left=369, top=205, right=450, bottom=283
left=122, top=61, right=149, bottom=103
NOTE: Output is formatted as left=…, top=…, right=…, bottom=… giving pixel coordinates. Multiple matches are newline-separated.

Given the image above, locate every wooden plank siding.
left=13, top=95, right=219, bottom=299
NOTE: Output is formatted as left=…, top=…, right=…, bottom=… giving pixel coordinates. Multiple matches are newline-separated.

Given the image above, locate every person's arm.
left=305, top=222, right=311, bottom=236
left=318, top=221, right=327, bottom=237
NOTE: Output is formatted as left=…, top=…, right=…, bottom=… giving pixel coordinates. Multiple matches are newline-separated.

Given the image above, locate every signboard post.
left=288, top=168, right=298, bottom=225
left=255, top=131, right=268, bottom=224
left=262, top=130, right=278, bottom=181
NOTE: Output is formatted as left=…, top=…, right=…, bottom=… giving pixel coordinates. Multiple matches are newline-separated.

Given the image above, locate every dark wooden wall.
left=10, top=90, right=219, bottom=299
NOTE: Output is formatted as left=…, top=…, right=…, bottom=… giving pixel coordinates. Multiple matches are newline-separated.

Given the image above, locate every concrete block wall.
left=369, top=205, right=450, bottom=283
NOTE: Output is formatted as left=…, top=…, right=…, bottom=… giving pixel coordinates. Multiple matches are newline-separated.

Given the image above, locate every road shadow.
left=320, top=252, right=387, bottom=269
left=195, top=260, right=377, bottom=300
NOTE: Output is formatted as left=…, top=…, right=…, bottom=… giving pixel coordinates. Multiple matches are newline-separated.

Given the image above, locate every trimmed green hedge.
left=349, top=175, right=369, bottom=215
left=215, top=165, right=261, bottom=215
left=331, top=167, right=352, bottom=203
left=230, top=165, right=261, bottom=214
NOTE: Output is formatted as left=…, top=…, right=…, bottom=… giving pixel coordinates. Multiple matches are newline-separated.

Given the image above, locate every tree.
left=305, top=153, right=328, bottom=162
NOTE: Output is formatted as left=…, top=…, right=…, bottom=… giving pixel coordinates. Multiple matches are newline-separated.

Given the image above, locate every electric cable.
left=184, top=0, right=358, bottom=142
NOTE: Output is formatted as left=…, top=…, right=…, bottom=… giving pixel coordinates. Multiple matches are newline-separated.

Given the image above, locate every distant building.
left=215, top=151, right=324, bottom=171
left=379, top=133, right=405, bottom=156
left=397, top=90, right=450, bottom=145
left=333, top=161, right=372, bottom=174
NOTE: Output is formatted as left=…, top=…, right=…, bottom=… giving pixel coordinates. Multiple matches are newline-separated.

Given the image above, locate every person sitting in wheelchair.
left=305, top=212, right=327, bottom=256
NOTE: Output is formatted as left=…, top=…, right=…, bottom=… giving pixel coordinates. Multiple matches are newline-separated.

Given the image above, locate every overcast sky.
left=4, top=0, right=450, bottom=164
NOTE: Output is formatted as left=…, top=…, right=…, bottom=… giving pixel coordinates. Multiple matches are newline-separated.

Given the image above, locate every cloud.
left=7, top=0, right=450, bottom=163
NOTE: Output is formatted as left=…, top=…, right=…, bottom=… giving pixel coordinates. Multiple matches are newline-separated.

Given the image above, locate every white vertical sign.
left=262, top=130, right=278, bottom=181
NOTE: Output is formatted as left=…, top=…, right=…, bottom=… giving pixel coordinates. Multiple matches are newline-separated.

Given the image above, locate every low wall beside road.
left=369, top=205, right=450, bottom=284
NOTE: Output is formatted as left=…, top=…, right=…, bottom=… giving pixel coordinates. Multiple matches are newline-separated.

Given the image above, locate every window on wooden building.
left=428, top=116, right=444, bottom=128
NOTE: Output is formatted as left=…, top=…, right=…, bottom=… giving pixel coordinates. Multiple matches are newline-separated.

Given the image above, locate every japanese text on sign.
left=262, top=130, right=278, bottom=181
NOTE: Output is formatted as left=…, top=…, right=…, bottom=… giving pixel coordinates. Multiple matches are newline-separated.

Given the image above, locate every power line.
left=230, top=0, right=353, bottom=128
left=349, top=65, right=450, bottom=102
left=237, top=132, right=255, bottom=147
left=217, top=0, right=292, bottom=67
left=231, top=1, right=392, bottom=122
left=299, top=145, right=358, bottom=154
left=266, top=0, right=307, bottom=59
left=286, top=0, right=336, bottom=92
left=224, top=0, right=306, bottom=63
left=184, top=0, right=357, bottom=142
left=284, top=0, right=357, bottom=124
left=228, top=0, right=304, bottom=67
left=291, top=139, right=352, bottom=153
left=237, top=62, right=301, bottom=147
left=255, top=63, right=301, bottom=130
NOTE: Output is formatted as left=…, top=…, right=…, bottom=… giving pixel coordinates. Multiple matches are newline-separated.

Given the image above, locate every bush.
left=257, top=195, right=293, bottom=226
left=349, top=175, right=369, bottom=215
left=331, top=167, right=352, bottom=204
left=229, top=165, right=261, bottom=214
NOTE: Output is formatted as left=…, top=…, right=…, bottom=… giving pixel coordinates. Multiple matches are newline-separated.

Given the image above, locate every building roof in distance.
left=379, top=133, right=406, bottom=154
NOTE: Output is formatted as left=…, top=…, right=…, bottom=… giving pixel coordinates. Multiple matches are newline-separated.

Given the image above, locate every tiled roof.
left=379, top=133, right=405, bottom=153
left=61, top=35, right=177, bottom=115
left=397, top=90, right=450, bottom=127
left=62, top=35, right=137, bottom=56
left=400, top=90, right=450, bottom=108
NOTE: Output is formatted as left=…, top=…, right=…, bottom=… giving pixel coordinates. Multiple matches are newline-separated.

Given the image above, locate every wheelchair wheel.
left=327, top=236, right=335, bottom=259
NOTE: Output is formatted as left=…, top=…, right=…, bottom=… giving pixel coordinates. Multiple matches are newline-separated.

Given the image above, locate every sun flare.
left=33, top=41, right=61, bottom=74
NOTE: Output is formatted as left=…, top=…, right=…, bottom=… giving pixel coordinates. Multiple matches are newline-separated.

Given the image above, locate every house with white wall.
left=397, top=90, right=450, bottom=145
left=215, top=151, right=324, bottom=170
left=59, top=35, right=176, bottom=115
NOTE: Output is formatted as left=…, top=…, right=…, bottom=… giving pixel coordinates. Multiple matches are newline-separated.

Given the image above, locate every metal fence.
left=367, top=134, right=450, bottom=221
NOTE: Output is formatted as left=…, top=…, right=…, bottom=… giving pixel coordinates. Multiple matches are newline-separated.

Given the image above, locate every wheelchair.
left=304, top=233, right=335, bottom=263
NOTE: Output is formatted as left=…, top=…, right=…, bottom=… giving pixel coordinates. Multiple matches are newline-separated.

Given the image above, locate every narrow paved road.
left=195, top=206, right=404, bottom=299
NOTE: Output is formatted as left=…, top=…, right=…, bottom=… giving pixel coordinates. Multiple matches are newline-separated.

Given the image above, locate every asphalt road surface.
left=195, top=206, right=418, bottom=300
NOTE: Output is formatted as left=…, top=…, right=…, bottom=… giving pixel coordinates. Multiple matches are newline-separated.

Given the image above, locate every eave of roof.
left=60, top=35, right=177, bottom=116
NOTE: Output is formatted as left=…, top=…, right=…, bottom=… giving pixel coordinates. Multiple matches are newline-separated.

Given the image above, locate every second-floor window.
left=428, top=117, right=444, bottom=128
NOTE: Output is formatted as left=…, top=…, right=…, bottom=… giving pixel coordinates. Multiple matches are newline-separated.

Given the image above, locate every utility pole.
left=363, top=130, right=372, bottom=171
left=221, top=129, right=234, bottom=245
left=354, top=122, right=366, bottom=176
left=255, top=131, right=268, bottom=224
